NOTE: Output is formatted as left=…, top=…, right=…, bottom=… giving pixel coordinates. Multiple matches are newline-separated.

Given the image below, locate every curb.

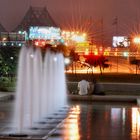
left=68, top=95, right=138, bottom=103
left=0, top=93, right=14, bottom=102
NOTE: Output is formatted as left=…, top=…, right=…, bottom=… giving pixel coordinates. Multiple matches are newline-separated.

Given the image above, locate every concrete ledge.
left=0, top=92, right=14, bottom=102
left=67, top=82, right=140, bottom=95
left=68, top=94, right=138, bottom=103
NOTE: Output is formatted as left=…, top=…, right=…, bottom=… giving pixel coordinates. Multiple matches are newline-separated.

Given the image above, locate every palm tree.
left=69, top=50, right=79, bottom=74
left=130, top=59, right=140, bottom=74
left=85, top=54, right=109, bottom=74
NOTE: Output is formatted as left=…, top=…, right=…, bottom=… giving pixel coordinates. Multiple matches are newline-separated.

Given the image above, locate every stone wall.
left=67, top=82, right=140, bottom=95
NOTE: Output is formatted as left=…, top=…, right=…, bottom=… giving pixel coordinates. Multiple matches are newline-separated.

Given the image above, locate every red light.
left=41, top=41, right=46, bottom=46
left=34, top=40, right=46, bottom=47
left=35, top=41, right=39, bottom=46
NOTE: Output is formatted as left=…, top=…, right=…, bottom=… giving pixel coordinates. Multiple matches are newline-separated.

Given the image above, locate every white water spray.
left=14, top=46, right=67, bottom=133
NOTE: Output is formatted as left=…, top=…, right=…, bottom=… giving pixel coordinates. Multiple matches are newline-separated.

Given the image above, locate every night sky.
left=0, top=0, right=140, bottom=41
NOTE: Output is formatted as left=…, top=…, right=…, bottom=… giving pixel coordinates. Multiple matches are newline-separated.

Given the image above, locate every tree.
left=0, top=47, right=20, bottom=80
left=85, top=54, right=109, bottom=74
left=130, top=59, right=140, bottom=74
left=69, top=50, right=79, bottom=74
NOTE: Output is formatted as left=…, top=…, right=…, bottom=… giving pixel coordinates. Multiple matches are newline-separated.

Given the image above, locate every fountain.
left=12, top=45, right=67, bottom=136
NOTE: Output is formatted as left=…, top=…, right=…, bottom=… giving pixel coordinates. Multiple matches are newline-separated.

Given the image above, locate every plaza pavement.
left=0, top=91, right=140, bottom=139
left=0, top=92, right=14, bottom=102
left=0, top=91, right=140, bottom=104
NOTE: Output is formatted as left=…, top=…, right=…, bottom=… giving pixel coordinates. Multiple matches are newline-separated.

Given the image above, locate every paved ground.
left=0, top=92, right=140, bottom=139
left=0, top=92, right=14, bottom=101
left=47, top=101, right=139, bottom=140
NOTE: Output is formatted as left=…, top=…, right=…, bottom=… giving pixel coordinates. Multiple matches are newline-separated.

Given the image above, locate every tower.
left=14, top=6, right=57, bottom=32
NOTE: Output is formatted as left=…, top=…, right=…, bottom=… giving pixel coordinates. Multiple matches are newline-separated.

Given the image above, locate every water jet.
left=11, top=44, right=67, bottom=136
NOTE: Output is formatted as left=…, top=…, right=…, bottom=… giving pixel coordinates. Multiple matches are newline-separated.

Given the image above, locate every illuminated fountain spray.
left=14, top=46, right=67, bottom=133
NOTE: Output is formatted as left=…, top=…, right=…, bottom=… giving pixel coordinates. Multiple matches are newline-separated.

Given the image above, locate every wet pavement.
left=46, top=101, right=140, bottom=140
left=0, top=99, right=140, bottom=139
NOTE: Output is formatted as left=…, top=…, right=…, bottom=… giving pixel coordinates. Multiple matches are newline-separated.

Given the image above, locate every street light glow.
left=133, top=37, right=140, bottom=44
left=65, top=58, right=70, bottom=64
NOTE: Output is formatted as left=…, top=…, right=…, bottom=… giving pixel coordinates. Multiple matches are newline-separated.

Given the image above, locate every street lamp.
left=133, top=37, right=140, bottom=44
left=10, top=57, right=14, bottom=60
left=133, top=36, right=140, bottom=54
left=133, top=36, right=140, bottom=74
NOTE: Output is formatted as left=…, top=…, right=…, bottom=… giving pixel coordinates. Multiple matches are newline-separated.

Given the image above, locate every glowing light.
left=123, top=52, right=128, bottom=57
left=3, top=43, right=6, bottom=46
left=41, top=41, right=46, bottom=46
left=2, top=37, right=7, bottom=41
left=0, top=32, right=26, bottom=47
left=10, top=57, right=14, bottom=60
left=61, top=30, right=87, bottom=44
left=65, top=58, right=70, bottom=64
left=29, top=26, right=61, bottom=40
left=85, top=48, right=89, bottom=55
left=133, top=37, right=140, bottom=44
left=113, top=36, right=130, bottom=47
left=71, top=34, right=86, bottom=43
left=63, top=106, right=80, bottom=140
left=82, top=33, right=86, bottom=37
left=35, top=41, right=39, bottom=46
left=54, top=57, right=57, bottom=62
left=30, top=54, right=34, bottom=58
left=114, top=52, right=117, bottom=56
left=94, top=50, right=98, bottom=55
left=131, top=108, right=140, bottom=139
left=76, top=42, right=89, bottom=47
left=62, top=31, right=65, bottom=34
left=18, top=43, right=22, bottom=47
left=64, top=42, right=68, bottom=46
left=71, top=32, right=74, bottom=35
left=18, top=31, right=22, bottom=34
left=34, top=40, right=46, bottom=47
left=104, top=51, right=109, bottom=56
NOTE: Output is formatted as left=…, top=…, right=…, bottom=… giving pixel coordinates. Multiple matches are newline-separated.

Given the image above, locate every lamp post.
left=133, top=36, right=140, bottom=56
left=116, top=48, right=118, bottom=73
left=133, top=36, right=140, bottom=74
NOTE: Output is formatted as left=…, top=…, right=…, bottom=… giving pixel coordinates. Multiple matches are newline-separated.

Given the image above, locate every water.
left=14, top=46, right=67, bottom=133
left=32, top=48, right=43, bottom=122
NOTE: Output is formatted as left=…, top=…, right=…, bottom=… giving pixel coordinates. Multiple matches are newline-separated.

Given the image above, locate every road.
left=66, top=57, right=138, bottom=74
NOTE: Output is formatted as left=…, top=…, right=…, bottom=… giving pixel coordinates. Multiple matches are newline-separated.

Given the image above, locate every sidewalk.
left=0, top=92, right=14, bottom=101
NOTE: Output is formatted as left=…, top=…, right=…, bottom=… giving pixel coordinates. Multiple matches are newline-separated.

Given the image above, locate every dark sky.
left=0, top=0, right=140, bottom=37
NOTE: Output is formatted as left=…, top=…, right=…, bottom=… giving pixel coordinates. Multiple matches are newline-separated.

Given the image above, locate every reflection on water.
left=111, top=108, right=122, bottom=124
left=63, top=105, right=80, bottom=140
left=131, top=108, right=140, bottom=139
left=57, top=102, right=140, bottom=140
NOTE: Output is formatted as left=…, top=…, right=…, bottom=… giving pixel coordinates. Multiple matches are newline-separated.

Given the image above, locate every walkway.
left=0, top=92, right=140, bottom=139
left=0, top=92, right=14, bottom=101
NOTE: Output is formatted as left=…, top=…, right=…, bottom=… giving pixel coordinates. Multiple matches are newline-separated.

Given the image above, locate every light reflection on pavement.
left=0, top=101, right=140, bottom=140
left=48, top=102, right=140, bottom=140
